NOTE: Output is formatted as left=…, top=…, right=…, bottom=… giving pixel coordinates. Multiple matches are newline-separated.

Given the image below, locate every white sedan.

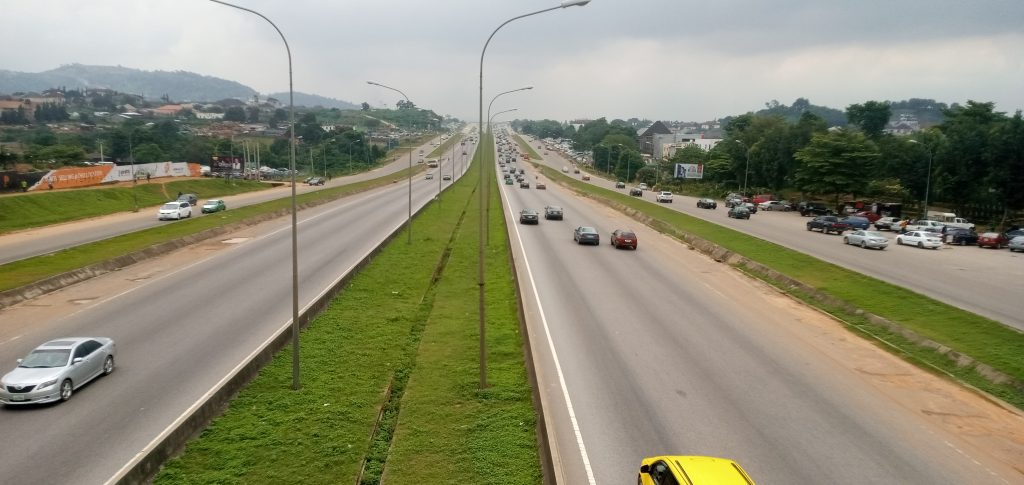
left=0, top=337, right=116, bottom=405
left=895, top=231, right=942, bottom=249
left=843, top=230, right=889, bottom=250
left=158, top=201, right=192, bottom=220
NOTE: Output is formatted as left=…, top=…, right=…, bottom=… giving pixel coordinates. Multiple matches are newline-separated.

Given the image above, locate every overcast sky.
left=3, top=0, right=1023, bottom=122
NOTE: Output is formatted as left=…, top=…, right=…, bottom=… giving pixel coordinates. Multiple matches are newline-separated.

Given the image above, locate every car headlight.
left=38, top=379, right=58, bottom=390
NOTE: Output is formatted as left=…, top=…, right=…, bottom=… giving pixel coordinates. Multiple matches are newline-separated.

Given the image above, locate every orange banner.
left=32, top=166, right=113, bottom=190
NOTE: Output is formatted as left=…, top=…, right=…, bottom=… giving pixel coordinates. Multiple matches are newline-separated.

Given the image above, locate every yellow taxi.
left=638, top=455, right=755, bottom=485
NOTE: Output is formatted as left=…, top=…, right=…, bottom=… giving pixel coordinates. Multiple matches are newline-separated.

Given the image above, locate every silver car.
left=0, top=337, right=116, bottom=405
left=843, top=230, right=888, bottom=249
left=1009, top=236, right=1024, bottom=252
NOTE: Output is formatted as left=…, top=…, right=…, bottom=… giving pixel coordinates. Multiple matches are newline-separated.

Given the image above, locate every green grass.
left=515, top=134, right=1024, bottom=407
left=0, top=168, right=421, bottom=293
left=382, top=137, right=540, bottom=485
left=427, top=133, right=464, bottom=159
left=155, top=137, right=539, bottom=484
left=0, top=179, right=270, bottom=234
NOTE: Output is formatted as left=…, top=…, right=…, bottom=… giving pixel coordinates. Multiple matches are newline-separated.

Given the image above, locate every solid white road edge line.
left=499, top=170, right=597, bottom=484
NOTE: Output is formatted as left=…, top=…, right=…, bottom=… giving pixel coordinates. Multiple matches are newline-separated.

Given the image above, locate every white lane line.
left=500, top=180, right=597, bottom=484
left=0, top=334, right=22, bottom=346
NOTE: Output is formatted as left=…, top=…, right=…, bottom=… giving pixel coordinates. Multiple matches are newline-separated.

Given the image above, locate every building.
left=151, top=104, right=185, bottom=117
left=636, top=121, right=673, bottom=156
left=0, top=99, right=35, bottom=122
left=663, top=137, right=722, bottom=159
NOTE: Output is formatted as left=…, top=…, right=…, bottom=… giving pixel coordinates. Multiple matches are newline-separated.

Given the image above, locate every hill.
left=267, top=91, right=358, bottom=110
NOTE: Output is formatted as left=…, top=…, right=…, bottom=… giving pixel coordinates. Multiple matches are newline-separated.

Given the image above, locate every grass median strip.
left=515, top=135, right=1024, bottom=409
left=155, top=141, right=540, bottom=483
left=0, top=167, right=423, bottom=293
left=0, top=179, right=271, bottom=234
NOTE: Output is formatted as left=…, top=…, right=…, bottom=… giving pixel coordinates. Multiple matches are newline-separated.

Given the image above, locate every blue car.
left=840, top=216, right=871, bottom=230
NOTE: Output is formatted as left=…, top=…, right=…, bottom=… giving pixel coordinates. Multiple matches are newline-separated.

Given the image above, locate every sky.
left=2, top=0, right=1023, bottom=123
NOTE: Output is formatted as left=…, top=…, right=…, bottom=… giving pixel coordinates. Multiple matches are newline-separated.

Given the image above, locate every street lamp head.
left=366, top=81, right=380, bottom=86
left=560, top=0, right=591, bottom=7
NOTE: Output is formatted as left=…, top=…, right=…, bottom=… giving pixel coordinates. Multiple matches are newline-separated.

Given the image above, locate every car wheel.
left=806, top=225, right=811, bottom=231
left=918, top=242, right=924, bottom=248
left=958, top=239, right=965, bottom=246
left=861, top=241, right=867, bottom=249
left=897, top=238, right=903, bottom=245
left=103, top=355, right=115, bottom=375
left=843, top=237, right=849, bottom=244
left=60, top=379, right=73, bottom=402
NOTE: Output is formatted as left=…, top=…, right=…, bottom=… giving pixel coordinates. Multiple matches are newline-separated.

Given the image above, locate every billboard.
left=674, top=163, right=704, bottom=179
left=210, top=156, right=243, bottom=173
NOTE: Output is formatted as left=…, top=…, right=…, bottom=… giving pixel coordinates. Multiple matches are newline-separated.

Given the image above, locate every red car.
left=853, top=211, right=882, bottom=223
left=610, top=229, right=638, bottom=250
left=977, top=232, right=1009, bottom=249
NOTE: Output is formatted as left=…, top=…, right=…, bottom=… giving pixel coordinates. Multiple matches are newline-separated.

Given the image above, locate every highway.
left=518, top=135, right=1024, bottom=331
left=0, top=137, right=461, bottom=265
left=0, top=137, right=475, bottom=484
left=498, top=141, right=1024, bottom=484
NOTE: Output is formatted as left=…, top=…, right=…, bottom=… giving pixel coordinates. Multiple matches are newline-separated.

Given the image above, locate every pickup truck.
left=904, top=220, right=945, bottom=233
left=926, top=212, right=975, bottom=231
left=806, top=215, right=850, bottom=234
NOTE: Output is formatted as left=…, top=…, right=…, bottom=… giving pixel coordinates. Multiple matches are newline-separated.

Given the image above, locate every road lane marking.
left=0, top=334, right=22, bottom=346
left=499, top=178, right=597, bottom=484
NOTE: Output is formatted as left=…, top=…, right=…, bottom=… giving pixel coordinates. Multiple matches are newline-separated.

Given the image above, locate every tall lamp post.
left=209, top=0, right=301, bottom=390
left=487, top=86, right=533, bottom=136
left=735, top=139, right=750, bottom=195
left=909, top=139, right=933, bottom=218
left=367, top=81, right=415, bottom=244
left=477, top=0, right=590, bottom=389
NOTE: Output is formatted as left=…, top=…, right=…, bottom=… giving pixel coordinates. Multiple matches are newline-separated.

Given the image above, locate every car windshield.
left=579, top=227, right=597, bottom=234
left=619, top=232, right=636, bottom=238
left=864, top=231, right=884, bottom=238
left=547, top=207, right=562, bottom=212
left=162, top=203, right=179, bottom=210
left=205, top=200, right=220, bottom=205
left=19, top=349, right=71, bottom=368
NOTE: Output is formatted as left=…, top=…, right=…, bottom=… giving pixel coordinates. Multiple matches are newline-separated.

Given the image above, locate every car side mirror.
left=16, top=358, right=22, bottom=364
left=639, top=464, right=650, bottom=474
left=72, top=357, right=83, bottom=365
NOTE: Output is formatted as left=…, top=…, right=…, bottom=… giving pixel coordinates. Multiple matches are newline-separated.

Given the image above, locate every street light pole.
left=909, top=139, right=934, bottom=218
left=734, top=139, right=749, bottom=195
left=477, top=0, right=590, bottom=389
left=209, top=0, right=301, bottom=390
left=367, top=81, right=415, bottom=244
left=487, top=87, right=533, bottom=135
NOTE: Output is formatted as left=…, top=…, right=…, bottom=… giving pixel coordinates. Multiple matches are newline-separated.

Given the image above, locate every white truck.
left=927, top=211, right=975, bottom=231
left=905, top=219, right=945, bottom=233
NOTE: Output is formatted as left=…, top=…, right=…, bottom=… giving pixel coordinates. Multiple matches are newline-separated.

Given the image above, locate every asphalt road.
left=498, top=148, right=1024, bottom=484
left=0, top=139, right=475, bottom=484
left=0, top=136, right=460, bottom=265
left=518, top=135, right=1024, bottom=331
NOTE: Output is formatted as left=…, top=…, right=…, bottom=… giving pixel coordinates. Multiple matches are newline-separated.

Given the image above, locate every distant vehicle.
left=582, top=174, right=591, bottom=181
left=798, top=201, right=828, bottom=217
left=696, top=198, right=717, bottom=209
left=573, top=226, right=600, bottom=245
left=520, top=180, right=530, bottom=189
left=873, top=216, right=902, bottom=231
left=159, top=201, right=192, bottom=220
left=519, top=209, right=539, bottom=225
left=425, top=172, right=434, bottom=180
left=544, top=206, right=563, bottom=220
left=944, top=227, right=978, bottom=246
left=852, top=211, right=882, bottom=223
left=201, top=199, right=226, bottom=213
left=615, top=181, right=626, bottom=188
left=905, top=219, right=945, bottom=233
left=742, top=202, right=758, bottom=214
left=629, top=187, right=643, bottom=197
left=897, top=231, right=943, bottom=249
left=442, top=174, right=452, bottom=181
left=562, top=167, right=569, bottom=173
left=843, top=230, right=888, bottom=249
left=656, top=191, right=673, bottom=203
left=725, top=197, right=744, bottom=208
left=840, top=216, right=871, bottom=230
left=1009, top=236, right=1024, bottom=252
left=307, top=177, right=325, bottom=186
left=504, top=178, right=514, bottom=185
left=573, top=168, right=580, bottom=174
left=638, top=183, right=648, bottom=190
left=751, top=193, right=777, bottom=204
left=177, top=193, right=198, bottom=206
left=727, top=206, right=751, bottom=219
left=610, top=229, right=638, bottom=249
left=638, top=455, right=755, bottom=485
left=536, top=182, right=546, bottom=189
left=927, top=211, right=975, bottom=231
left=759, top=200, right=790, bottom=211
left=977, top=232, right=1009, bottom=249
left=806, top=215, right=849, bottom=234
left=0, top=337, right=116, bottom=405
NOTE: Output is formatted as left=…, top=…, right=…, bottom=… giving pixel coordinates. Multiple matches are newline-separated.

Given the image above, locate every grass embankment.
left=155, top=137, right=540, bottom=484
left=0, top=179, right=269, bottom=234
left=427, top=132, right=464, bottom=159
left=514, top=134, right=1024, bottom=408
left=0, top=168, right=418, bottom=293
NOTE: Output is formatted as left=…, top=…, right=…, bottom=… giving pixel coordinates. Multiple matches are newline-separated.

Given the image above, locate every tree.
left=794, top=129, right=879, bottom=206
left=224, top=106, right=246, bottom=122
left=936, top=101, right=1004, bottom=211
left=986, top=111, right=1024, bottom=218
left=361, top=102, right=370, bottom=111
left=846, top=101, right=892, bottom=139
left=246, top=106, right=261, bottom=123
left=396, top=99, right=416, bottom=110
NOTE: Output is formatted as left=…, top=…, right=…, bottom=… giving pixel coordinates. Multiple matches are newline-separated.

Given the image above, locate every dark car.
left=177, top=193, right=198, bottom=206
left=727, top=206, right=751, bottom=219
left=798, top=201, right=828, bottom=217
left=742, top=202, right=758, bottom=214
left=307, top=177, right=325, bottom=186
left=977, top=232, right=1009, bottom=249
left=807, top=215, right=849, bottom=234
left=519, top=209, right=539, bottom=225
left=520, top=180, right=530, bottom=189
left=610, top=229, right=638, bottom=249
left=573, top=226, right=600, bottom=245
left=629, top=187, right=643, bottom=196
left=697, top=198, right=717, bottom=209
left=944, top=227, right=979, bottom=245
left=544, top=206, right=563, bottom=220
left=840, top=216, right=871, bottom=230
left=536, top=182, right=546, bottom=189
